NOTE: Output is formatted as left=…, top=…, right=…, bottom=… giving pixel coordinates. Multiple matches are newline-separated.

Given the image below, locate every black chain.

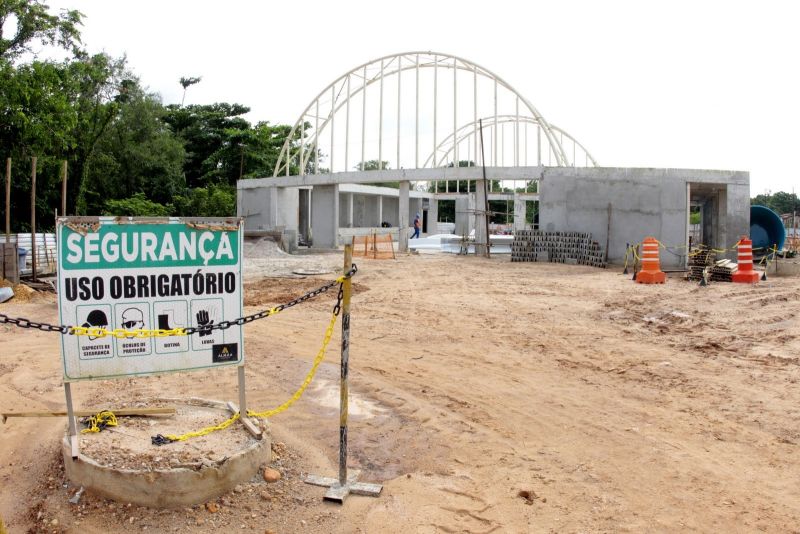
left=0, top=314, right=70, bottom=334
left=0, top=264, right=357, bottom=336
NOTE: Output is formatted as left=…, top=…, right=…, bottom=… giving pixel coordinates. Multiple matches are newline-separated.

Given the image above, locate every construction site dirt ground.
left=2, top=253, right=800, bottom=533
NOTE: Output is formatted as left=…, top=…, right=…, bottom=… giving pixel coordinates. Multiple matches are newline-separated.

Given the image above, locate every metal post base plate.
left=304, top=469, right=383, bottom=503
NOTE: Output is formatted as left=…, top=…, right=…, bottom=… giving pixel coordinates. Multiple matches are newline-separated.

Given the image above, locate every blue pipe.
left=750, top=205, right=785, bottom=252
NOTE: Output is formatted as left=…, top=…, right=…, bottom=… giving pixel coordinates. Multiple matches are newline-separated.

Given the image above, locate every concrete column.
left=399, top=181, right=410, bottom=252
left=311, top=184, right=339, bottom=249
left=268, top=186, right=279, bottom=228
left=474, top=180, right=489, bottom=256
left=427, top=198, right=438, bottom=235
left=455, top=195, right=475, bottom=236
left=298, top=189, right=311, bottom=244
left=726, top=183, right=750, bottom=259
left=347, top=193, right=354, bottom=228
left=717, top=186, right=729, bottom=258
left=377, top=196, right=383, bottom=226
left=513, top=195, right=527, bottom=231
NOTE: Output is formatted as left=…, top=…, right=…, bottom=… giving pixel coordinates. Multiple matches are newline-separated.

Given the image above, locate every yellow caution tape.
left=157, top=310, right=339, bottom=443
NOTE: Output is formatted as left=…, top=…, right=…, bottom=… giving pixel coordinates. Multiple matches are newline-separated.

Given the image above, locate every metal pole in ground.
left=304, top=245, right=382, bottom=503
left=338, top=244, right=352, bottom=486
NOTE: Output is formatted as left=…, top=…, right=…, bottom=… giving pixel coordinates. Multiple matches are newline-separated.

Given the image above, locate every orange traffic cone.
left=732, top=236, right=759, bottom=284
left=636, top=237, right=666, bottom=284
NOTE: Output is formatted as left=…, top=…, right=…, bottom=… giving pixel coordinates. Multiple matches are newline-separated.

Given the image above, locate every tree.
left=0, top=0, right=83, bottom=61
left=179, top=76, right=201, bottom=106
left=355, top=160, right=390, bottom=171
left=0, top=52, right=133, bottom=228
left=174, top=184, right=235, bottom=217
left=104, top=193, right=171, bottom=216
left=83, top=83, right=185, bottom=213
left=751, top=191, right=798, bottom=215
left=163, top=102, right=251, bottom=187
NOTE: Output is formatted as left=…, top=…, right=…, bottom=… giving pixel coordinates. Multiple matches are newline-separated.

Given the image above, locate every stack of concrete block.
left=511, top=231, right=606, bottom=268
left=687, top=245, right=715, bottom=281
left=709, top=259, right=737, bottom=282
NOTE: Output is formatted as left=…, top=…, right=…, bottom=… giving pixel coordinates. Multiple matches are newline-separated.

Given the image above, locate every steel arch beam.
left=424, top=115, right=598, bottom=168
left=273, top=52, right=577, bottom=176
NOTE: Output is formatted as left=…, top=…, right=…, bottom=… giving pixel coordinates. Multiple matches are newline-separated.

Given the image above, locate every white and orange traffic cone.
left=732, top=236, right=760, bottom=284
left=636, top=237, right=666, bottom=284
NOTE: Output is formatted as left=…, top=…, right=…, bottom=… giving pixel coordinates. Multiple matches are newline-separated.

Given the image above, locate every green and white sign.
left=57, top=217, right=244, bottom=381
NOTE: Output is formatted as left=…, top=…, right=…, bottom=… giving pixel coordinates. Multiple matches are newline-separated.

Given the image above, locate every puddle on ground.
left=307, top=378, right=387, bottom=419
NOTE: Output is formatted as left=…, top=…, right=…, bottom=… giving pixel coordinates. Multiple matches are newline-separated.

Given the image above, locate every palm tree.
left=179, top=76, right=202, bottom=106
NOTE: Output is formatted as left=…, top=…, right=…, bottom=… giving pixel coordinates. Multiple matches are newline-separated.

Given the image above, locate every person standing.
left=411, top=212, right=421, bottom=239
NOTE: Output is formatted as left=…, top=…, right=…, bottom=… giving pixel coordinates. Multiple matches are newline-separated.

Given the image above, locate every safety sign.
left=57, top=217, right=244, bottom=381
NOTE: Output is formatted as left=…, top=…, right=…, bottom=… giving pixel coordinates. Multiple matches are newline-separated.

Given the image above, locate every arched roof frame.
left=424, top=115, right=598, bottom=168
left=274, top=52, right=587, bottom=176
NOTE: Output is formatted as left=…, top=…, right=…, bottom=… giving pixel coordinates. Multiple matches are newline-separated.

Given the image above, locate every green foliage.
left=163, top=102, right=251, bottom=187
left=0, top=0, right=83, bottom=61
left=437, top=199, right=455, bottom=223
left=174, top=185, right=236, bottom=217
left=82, top=85, right=185, bottom=213
left=690, top=211, right=701, bottom=225
left=751, top=191, right=799, bottom=215
left=0, top=2, right=310, bottom=228
left=355, top=160, right=390, bottom=171
left=104, top=193, right=171, bottom=217
left=179, top=75, right=201, bottom=106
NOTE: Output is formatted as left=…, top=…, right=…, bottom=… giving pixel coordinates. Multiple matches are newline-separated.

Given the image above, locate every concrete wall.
left=312, top=184, right=339, bottom=248
left=238, top=167, right=749, bottom=257
left=237, top=185, right=298, bottom=234
left=539, top=168, right=749, bottom=268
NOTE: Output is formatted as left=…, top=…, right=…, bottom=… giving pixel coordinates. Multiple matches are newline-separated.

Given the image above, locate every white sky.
left=45, top=0, right=800, bottom=194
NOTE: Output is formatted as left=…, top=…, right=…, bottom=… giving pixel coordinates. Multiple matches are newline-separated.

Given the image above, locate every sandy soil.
left=1, top=253, right=800, bottom=533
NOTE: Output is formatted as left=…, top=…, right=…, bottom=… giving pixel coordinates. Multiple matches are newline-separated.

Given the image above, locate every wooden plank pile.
left=687, top=245, right=715, bottom=281
left=709, top=259, right=738, bottom=282
left=511, top=231, right=606, bottom=268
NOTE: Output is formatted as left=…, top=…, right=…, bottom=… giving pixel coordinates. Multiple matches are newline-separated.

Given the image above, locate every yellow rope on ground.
left=80, top=410, right=118, bottom=434
left=247, top=310, right=339, bottom=419
left=161, top=412, right=241, bottom=442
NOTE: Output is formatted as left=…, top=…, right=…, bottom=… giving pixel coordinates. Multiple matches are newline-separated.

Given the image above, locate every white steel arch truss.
left=273, top=51, right=596, bottom=177
left=422, top=115, right=599, bottom=168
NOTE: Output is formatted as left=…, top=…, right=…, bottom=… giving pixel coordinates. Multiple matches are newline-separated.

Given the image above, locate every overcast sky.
left=46, top=0, right=799, bottom=194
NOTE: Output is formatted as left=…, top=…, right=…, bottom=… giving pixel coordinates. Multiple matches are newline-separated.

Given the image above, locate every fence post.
left=31, top=157, right=37, bottom=280
left=61, top=160, right=68, bottom=217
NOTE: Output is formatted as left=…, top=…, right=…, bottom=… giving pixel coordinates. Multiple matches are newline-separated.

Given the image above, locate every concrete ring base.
left=62, top=407, right=271, bottom=508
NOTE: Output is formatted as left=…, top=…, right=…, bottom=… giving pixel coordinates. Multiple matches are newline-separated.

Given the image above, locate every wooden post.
left=3, top=158, right=9, bottom=282
left=605, top=203, right=612, bottom=263
left=4, top=158, right=9, bottom=241
left=30, top=157, right=37, bottom=280
left=338, top=244, right=353, bottom=486
left=61, top=160, right=67, bottom=217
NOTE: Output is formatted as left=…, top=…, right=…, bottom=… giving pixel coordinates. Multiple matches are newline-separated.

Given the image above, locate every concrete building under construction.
left=237, top=52, right=749, bottom=268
